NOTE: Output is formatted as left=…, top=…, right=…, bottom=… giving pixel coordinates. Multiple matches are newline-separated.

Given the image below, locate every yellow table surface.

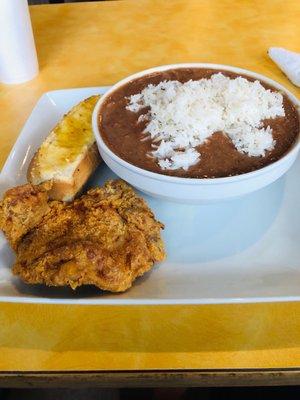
left=0, top=0, right=300, bottom=372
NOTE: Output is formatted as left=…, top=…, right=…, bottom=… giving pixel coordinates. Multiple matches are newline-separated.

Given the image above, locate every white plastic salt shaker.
left=0, top=0, right=39, bottom=84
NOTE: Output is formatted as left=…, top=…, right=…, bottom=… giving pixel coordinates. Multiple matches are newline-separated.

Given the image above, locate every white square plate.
left=1, top=87, right=300, bottom=304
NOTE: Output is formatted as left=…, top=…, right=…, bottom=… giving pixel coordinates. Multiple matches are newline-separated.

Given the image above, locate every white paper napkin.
left=269, top=47, right=300, bottom=88
left=0, top=0, right=39, bottom=84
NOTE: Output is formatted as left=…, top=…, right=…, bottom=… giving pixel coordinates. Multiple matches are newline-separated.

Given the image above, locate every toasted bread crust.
left=28, top=143, right=101, bottom=201
left=27, top=95, right=101, bottom=201
left=27, top=150, right=41, bottom=183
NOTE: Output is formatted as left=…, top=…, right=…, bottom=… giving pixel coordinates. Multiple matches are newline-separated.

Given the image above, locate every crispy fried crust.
left=0, top=182, right=51, bottom=250
left=0, top=180, right=165, bottom=292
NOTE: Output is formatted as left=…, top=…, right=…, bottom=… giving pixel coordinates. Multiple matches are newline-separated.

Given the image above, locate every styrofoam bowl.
left=92, top=63, right=300, bottom=203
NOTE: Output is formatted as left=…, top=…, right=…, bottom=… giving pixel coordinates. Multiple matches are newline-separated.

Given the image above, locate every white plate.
left=0, top=87, right=300, bottom=305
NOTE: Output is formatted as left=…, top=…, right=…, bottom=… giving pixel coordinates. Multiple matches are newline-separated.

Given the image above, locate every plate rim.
left=1, top=85, right=300, bottom=305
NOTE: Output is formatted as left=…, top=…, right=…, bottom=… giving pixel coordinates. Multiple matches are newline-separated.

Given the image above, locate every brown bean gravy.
left=99, top=68, right=299, bottom=178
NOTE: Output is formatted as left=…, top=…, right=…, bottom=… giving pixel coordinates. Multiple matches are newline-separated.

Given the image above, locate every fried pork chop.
left=0, top=180, right=165, bottom=292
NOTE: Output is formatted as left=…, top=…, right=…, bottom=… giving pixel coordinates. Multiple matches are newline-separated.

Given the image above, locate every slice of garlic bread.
left=28, top=95, right=101, bottom=201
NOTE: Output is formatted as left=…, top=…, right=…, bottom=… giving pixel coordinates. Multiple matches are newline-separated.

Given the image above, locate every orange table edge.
left=0, top=0, right=300, bottom=378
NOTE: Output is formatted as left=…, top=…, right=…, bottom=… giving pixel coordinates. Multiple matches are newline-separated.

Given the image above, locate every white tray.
left=0, top=86, right=300, bottom=304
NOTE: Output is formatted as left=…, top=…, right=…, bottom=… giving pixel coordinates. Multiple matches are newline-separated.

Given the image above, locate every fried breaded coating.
left=0, top=182, right=51, bottom=251
left=0, top=180, right=165, bottom=292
